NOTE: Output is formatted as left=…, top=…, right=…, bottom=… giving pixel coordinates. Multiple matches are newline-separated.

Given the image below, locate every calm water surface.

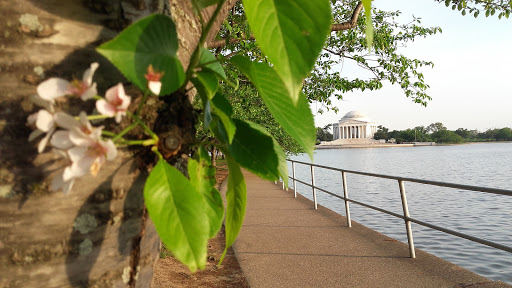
left=289, top=143, right=512, bottom=284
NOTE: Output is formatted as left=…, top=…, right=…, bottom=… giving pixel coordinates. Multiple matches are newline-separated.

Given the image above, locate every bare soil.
left=152, top=162, right=249, bottom=288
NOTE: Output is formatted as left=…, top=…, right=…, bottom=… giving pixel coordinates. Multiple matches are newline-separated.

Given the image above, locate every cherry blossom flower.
left=144, top=65, right=164, bottom=95
left=27, top=109, right=56, bottom=153
left=50, top=111, right=102, bottom=150
left=66, top=137, right=117, bottom=178
left=37, top=62, right=99, bottom=102
left=96, top=83, right=131, bottom=123
left=47, top=111, right=115, bottom=194
left=51, top=170, right=75, bottom=195
left=50, top=150, right=75, bottom=194
left=27, top=110, right=83, bottom=153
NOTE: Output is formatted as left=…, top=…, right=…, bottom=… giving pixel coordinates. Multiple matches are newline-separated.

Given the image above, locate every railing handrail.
left=289, top=159, right=512, bottom=196
left=285, top=159, right=512, bottom=258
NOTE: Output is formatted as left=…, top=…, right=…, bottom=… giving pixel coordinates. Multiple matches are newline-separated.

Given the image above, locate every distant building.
left=332, top=111, right=378, bottom=140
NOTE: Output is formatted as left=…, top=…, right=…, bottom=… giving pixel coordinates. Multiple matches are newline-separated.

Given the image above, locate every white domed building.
left=331, top=111, right=380, bottom=144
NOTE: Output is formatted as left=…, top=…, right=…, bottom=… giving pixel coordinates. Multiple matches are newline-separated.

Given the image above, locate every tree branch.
left=207, top=1, right=363, bottom=48
left=209, top=35, right=255, bottom=48
left=331, top=1, right=363, bottom=32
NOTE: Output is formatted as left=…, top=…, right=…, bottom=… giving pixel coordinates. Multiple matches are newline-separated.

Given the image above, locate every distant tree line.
left=316, top=124, right=334, bottom=144
left=316, top=122, right=512, bottom=144
left=372, top=122, right=512, bottom=144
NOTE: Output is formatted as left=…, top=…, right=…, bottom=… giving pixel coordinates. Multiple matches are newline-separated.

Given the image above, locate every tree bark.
left=0, top=0, right=236, bottom=287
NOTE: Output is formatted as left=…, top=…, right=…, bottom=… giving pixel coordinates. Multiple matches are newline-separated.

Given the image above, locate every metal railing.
left=284, top=159, right=512, bottom=258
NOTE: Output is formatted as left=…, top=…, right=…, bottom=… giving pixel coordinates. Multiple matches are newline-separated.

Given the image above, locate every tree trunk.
left=211, top=145, right=217, bottom=167
left=0, top=0, right=235, bottom=287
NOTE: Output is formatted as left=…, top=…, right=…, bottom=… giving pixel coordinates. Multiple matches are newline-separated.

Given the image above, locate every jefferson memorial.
left=329, top=111, right=381, bottom=145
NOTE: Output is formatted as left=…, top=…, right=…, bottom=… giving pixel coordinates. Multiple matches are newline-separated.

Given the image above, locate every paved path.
left=232, top=171, right=510, bottom=288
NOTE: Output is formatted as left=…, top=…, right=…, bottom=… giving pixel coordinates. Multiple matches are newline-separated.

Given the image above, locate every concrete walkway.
left=232, top=171, right=510, bottom=288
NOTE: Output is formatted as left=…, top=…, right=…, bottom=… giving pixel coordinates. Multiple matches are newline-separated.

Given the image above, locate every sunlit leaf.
left=193, top=70, right=219, bottom=100
left=231, top=56, right=315, bottom=158
left=97, top=14, right=184, bottom=95
left=144, top=159, right=208, bottom=272
left=188, top=148, right=224, bottom=239
left=362, top=0, right=374, bottom=50
left=229, top=119, right=287, bottom=183
left=199, top=47, right=227, bottom=80
left=211, top=93, right=236, bottom=143
left=220, top=156, right=247, bottom=264
left=242, top=0, right=332, bottom=104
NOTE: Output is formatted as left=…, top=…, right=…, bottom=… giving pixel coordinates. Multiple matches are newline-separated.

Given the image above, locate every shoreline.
left=316, top=143, right=421, bottom=149
left=316, top=141, right=512, bottom=149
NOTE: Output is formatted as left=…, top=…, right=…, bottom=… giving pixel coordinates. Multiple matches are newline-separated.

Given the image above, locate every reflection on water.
left=290, top=143, right=512, bottom=284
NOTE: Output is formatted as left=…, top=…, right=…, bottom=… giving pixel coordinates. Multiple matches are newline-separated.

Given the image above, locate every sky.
left=313, top=0, right=512, bottom=132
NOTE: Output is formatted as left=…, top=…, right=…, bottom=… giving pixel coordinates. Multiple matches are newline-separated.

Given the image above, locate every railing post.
left=398, top=180, right=416, bottom=258
left=292, top=161, right=297, bottom=198
left=341, top=171, right=351, bottom=227
left=311, top=165, right=317, bottom=209
left=282, top=178, right=285, bottom=190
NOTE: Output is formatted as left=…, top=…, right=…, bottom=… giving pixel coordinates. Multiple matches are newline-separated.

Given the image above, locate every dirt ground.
left=152, top=162, right=249, bottom=288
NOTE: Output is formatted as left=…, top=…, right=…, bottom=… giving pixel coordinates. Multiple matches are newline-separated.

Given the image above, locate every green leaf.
left=228, top=119, right=287, bottom=183
left=242, top=0, right=332, bottom=104
left=231, top=56, right=315, bottom=159
left=144, top=159, right=208, bottom=272
left=362, top=0, right=374, bottom=50
left=211, top=93, right=236, bottom=143
left=188, top=149, right=224, bottom=239
left=193, top=70, right=219, bottom=100
left=199, top=47, right=227, bottom=80
left=220, top=156, right=247, bottom=264
left=204, top=100, right=213, bottom=129
left=97, top=14, right=185, bottom=95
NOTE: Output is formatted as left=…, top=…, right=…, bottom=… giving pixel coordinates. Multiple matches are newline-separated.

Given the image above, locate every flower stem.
left=86, top=114, right=111, bottom=120
left=127, top=112, right=159, bottom=142
left=117, top=139, right=157, bottom=146
left=151, top=146, right=163, bottom=160
left=112, top=121, right=139, bottom=142
left=93, top=95, right=103, bottom=100
left=135, top=92, right=149, bottom=116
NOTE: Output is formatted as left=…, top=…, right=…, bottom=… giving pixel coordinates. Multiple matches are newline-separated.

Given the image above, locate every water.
left=289, top=143, right=512, bottom=284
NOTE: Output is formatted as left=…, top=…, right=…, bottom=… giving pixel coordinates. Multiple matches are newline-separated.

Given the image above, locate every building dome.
left=340, top=111, right=371, bottom=123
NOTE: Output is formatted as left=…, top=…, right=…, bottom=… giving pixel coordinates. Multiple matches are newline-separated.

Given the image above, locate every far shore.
left=315, top=141, right=512, bottom=149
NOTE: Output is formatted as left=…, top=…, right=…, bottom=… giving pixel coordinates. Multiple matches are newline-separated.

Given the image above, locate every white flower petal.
left=38, top=127, right=55, bottom=153
left=51, top=171, right=65, bottom=191
left=35, top=110, right=55, bottom=132
left=61, top=178, right=75, bottom=194
left=63, top=166, right=77, bottom=182
left=52, top=148, right=68, bottom=159
left=69, top=129, right=95, bottom=146
left=81, top=83, right=97, bottom=101
left=148, top=81, right=162, bottom=95
left=37, top=78, right=70, bottom=102
left=105, top=83, right=120, bottom=103
left=30, top=95, right=53, bottom=110
left=115, top=113, right=122, bottom=123
left=72, top=156, right=95, bottom=177
left=28, top=129, right=44, bottom=142
left=90, top=126, right=103, bottom=139
left=54, top=112, right=79, bottom=130
left=51, top=170, right=74, bottom=193
left=51, top=130, right=73, bottom=149
left=27, top=112, right=38, bottom=125
left=104, top=140, right=117, bottom=161
left=82, top=62, right=99, bottom=86
left=96, top=100, right=116, bottom=117
left=78, top=111, right=94, bottom=132
left=68, top=146, right=88, bottom=162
